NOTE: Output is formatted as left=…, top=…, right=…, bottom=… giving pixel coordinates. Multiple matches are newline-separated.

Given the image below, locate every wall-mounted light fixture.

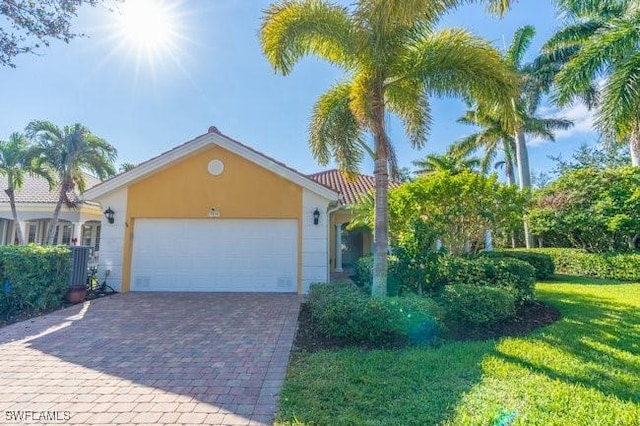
left=313, top=208, right=320, bottom=225
left=104, top=206, right=115, bottom=224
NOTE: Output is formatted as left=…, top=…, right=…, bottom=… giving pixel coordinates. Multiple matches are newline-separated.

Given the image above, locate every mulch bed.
left=0, top=302, right=74, bottom=329
left=0, top=292, right=115, bottom=330
left=293, top=301, right=561, bottom=352
left=444, top=301, right=561, bottom=342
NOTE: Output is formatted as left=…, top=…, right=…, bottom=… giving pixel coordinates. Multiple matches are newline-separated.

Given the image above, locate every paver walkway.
left=0, top=293, right=301, bottom=425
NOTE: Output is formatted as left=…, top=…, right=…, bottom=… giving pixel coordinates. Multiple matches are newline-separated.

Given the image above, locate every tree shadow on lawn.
left=494, top=286, right=640, bottom=404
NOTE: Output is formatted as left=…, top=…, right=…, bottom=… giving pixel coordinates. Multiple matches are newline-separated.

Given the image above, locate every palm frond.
left=505, top=25, right=536, bottom=69
left=309, top=81, right=367, bottom=177
left=385, top=77, right=431, bottom=149
left=597, top=50, right=640, bottom=139
left=261, top=0, right=358, bottom=75
left=555, top=16, right=639, bottom=106
left=401, top=28, right=519, bottom=114
left=354, top=0, right=452, bottom=30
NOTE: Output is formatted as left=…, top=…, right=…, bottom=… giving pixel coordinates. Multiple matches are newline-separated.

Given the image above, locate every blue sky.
left=0, top=0, right=598, bottom=178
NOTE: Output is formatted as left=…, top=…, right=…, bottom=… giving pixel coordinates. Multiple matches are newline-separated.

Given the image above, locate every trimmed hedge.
left=440, top=284, right=516, bottom=326
left=482, top=250, right=555, bottom=280
left=355, top=254, right=536, bottom=303
left=531, top=248, right=640, bottom=282
left=307, top=282, right=443, bottom=346
left=0, top=245, right=71, bottom=319
left=438, top=256, right=536, bottom=304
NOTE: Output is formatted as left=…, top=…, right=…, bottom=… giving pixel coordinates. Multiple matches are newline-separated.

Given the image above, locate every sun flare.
left=119, top=0, right=173, bottom=50
left=112, top=0, right=185, bottom=71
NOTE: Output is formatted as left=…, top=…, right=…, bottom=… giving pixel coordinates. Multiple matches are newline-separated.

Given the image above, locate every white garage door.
left=130, top=219, right=298, bottom=292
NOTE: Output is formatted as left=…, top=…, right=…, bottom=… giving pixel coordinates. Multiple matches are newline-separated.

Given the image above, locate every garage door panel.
left=131, top=219, right=297, bottom=292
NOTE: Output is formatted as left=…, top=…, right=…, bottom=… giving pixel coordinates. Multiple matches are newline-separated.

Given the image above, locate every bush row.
left=531, top=248, right=640, bottom=282
left=0, top=245, right=71, bottom=319
left=354, top=254, right=537, bottom=304
left=481, top=250, right=555, bottom=279
left=307, top=282, right=444, bottom=346
left=307, top=280, right=521, bottom=345
left=438, top=256, right=536, bottom=304
left=440, top=284, right=516, bottom=326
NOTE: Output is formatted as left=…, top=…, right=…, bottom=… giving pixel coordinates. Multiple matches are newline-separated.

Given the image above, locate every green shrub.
left=483, top=250, right=555, bottom=279
left=353, top=256, right=374, bottom=292
left=437, top=256, right=496, bottom=288
left=355, top=254, right=536, bottom=303
left=437, top=256, right=535, bottom=304
left=440, top=284, right=516, bottom=326
left=532, top=248, right=640, bottom=281
left=352, top=256, right=401, bottom=296
left=493, top=258, right=536, bottom=304
left=0, top=245, right=71, bottom=319
left=307, top=282, right=443, bottom=346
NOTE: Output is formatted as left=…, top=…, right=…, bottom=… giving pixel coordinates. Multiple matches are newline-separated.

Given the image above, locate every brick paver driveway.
left=0, top=293, right=301, bottom=426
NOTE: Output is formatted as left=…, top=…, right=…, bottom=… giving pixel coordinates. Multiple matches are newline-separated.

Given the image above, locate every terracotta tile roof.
left=307, top=169, right=401, bottom=206
left=0, top=174, right=101, bottom=205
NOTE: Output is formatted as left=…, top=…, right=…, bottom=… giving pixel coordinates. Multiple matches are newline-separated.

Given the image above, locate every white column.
left=17, top=221, right=28, bottom=245
left=435, top=239, right=443, bottom=251
left=72, top=222, right=83, bottom=245
left=335, top=223, right=343, bottom=273
left=484, top=229, right=493, bottom=252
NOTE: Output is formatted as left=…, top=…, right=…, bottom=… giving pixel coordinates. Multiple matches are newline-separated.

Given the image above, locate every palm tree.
left=452, top=109, right=518, bottom=184
left=452, top=106, right=572, bottom=185
left=119, top=162, right=136, bottom=173
left=0, top=132, right=54, bottom=245
left=543, top=0, right=640, bottom=166
left=26, top=121, right=117, bottom=245
left=472, top=25, right=573, bottom=248
left=413, top=152, right=480, bottom=175
left=260, top=0, right=518, bottom=296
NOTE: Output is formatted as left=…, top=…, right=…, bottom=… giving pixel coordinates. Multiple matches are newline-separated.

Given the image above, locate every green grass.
left=276, top=276, right=640, bottom=425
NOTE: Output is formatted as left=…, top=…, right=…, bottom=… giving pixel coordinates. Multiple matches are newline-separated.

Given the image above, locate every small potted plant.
left=66, top=283, right=87, bottom=303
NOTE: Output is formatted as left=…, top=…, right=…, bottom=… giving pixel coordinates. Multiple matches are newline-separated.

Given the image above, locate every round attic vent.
left=208, top=159, right=224, bottom=176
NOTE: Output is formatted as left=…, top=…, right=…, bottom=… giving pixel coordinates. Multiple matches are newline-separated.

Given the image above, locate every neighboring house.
left=0, top=174, right=103, bottom=249
left=82, top=127, right=339, bottom=295
left=308, top=169, right=398, bottom=275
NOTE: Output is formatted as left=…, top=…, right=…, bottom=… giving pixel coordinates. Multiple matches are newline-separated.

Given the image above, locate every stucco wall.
left=121, top=145, right=307, bottom=292
left=302, top=190, right=331, bottom=293
left=96, top=188, right=128, bottom=292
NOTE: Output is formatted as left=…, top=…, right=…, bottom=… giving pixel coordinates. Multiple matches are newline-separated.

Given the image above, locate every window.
left=82, top=225, right=93, bottom=247
left=94, top=225, right=101, bottom=252
left=61, top=225, right=72, bottom=245
left=27, top=223, right=37, bottom=244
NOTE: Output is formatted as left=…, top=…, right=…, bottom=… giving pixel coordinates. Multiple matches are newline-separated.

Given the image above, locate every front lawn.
left=276, top=275, right=640, bottom=425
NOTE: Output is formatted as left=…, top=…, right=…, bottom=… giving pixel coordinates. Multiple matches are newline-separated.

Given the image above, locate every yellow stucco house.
left=83, top=127, right=383, bottom=295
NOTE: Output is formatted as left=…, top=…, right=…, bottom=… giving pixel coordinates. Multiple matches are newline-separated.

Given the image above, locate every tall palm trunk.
left=371, top=85, right=389, bottom=297
left=504, top=159, right=517, bottom=248
left=505, top=159, right=516, bottom=186
left=46, top=185, right=67, bottom=245
left=515, top=129, right=534, bottom=248
left=5, top=178, right=24, bottom=245
left=630, top=129, right=640, bottom=167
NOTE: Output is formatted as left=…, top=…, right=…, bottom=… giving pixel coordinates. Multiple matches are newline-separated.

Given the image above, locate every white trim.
left=0, top=203, right=102, bottom=214
left=83, top=132, right=339, bottom=202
